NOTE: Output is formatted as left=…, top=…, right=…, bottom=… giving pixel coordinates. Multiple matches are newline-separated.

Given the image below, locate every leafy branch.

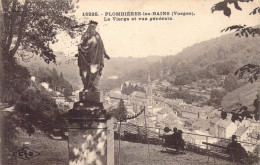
left=221, top=25, right=260, bottom=37
left=235, top=64, right=260, bottom=83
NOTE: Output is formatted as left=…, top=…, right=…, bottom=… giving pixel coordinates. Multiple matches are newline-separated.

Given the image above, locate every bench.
left=202, top=141, right=247, bottom=164
left=123, top=131, right=139, bottom=142
left=160, top=135, right=186, bottom=153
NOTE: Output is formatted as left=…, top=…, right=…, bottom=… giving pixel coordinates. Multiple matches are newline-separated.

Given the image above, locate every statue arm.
left=79, top=37, right=96, bottom=54
left=104, top=51, right=110, bottom=60
left=103, top=43, right=110, bottom=60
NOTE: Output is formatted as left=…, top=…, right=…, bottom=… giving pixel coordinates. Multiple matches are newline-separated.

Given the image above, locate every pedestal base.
left=68, top=122, right=107, bottom=165
left=79, top=91, right=103, bottom=103
left=64, top=91, right=114, bottom=165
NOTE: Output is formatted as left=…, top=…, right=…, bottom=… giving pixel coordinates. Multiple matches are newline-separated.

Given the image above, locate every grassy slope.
left=222, top=81, right=260, bottom=112
left=114, top=140, right=230, bottom=165
left=5, top=130, right=232, bottom=165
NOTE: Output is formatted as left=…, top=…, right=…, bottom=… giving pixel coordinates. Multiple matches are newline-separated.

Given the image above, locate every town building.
left=234, top=126, right=250, bottom=142
left=214, top=119, right=238, bottom=138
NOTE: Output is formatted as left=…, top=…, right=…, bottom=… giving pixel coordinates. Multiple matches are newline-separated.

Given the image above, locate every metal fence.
left=114, top=122, right=258, bottom=152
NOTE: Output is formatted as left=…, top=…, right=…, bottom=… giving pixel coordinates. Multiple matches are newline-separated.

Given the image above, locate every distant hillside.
left=18, top=52, right=162, bottom=90
left=18, top=52, right=81, bottom=90
left=18, top=28, right=260, bottom=90
left=222, top=81, right=260, bottom=112
left=153, top=30, right=260, bottom=83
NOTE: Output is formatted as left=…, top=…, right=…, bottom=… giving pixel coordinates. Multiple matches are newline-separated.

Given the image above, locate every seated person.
left=171, top=127, right=179, bottom=147
left=160, top=127, right=173, bottom=147
left=178, top=130, right=185, bottom=149
left=161, top=127, right=183, bottom=149
left=226, top=135, right=247, bottom=163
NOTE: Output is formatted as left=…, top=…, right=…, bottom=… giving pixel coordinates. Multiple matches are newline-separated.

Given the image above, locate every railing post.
left=206, top=136, right=208, bottom=150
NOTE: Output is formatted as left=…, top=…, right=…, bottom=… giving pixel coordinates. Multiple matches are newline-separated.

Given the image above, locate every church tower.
left=146, top=70, right=153, bottom=105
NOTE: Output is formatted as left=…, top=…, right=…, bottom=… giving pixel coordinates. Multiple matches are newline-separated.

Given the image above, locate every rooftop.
left=131, top=91, right=146, bottom=98
left=109, top=92, right=128, bottom=100
left=209, top=116, right=221, bottom=123
left=192, top=119, right=211, bottom=131
left=216, top=119, right=234, bottom=128
left=234, top=126, right=248, bottom=137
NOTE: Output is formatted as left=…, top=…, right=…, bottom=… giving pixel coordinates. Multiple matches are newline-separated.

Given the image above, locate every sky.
left=52, top=0, right=260, bottom=58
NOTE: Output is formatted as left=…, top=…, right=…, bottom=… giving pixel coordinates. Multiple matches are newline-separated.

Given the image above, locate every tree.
left=235, top=64, right=260, bottom=83
left=211, top=0, right=260, bottom=37
left=0, top=0, right=81, bottom=157
left=109, top=99, right=128, bottom=121
left=174, top=73, right=197, bottom=85
left=209, top=89, right=227, bottom=106
left=0, top=1, right=4, bottom=101
left=2, top=0, right=79, bottom=63
left=223, top=74, right=240, bottom=92
left=212, top=0, right=260, bottom=122
left=1, top=0, right=81, bottom=102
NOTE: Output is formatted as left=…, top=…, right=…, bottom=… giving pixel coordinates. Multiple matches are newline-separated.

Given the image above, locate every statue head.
left=87, top=20, right=98, bottom=35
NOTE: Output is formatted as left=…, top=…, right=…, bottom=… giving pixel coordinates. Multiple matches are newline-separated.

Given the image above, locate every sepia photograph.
left=0, top=0, right=260, bottom=164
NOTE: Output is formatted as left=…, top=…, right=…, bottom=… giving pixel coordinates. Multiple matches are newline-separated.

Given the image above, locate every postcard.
left=1, top=0, right=260, bottom=164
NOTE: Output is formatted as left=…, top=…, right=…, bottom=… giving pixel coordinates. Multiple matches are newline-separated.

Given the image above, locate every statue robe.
left=78, top=32, right=106, bottom=90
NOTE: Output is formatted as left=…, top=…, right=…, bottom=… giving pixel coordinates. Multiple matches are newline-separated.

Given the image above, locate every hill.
left=18, top=27, right=260, bottom=90
left=222, top=81, right=260, bottom=113
left=153, top=30, right=260, bottom=83
left=18, top=52, right=162, bottom=90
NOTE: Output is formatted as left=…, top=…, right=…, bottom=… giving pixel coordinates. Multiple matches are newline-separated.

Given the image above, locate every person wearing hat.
left=226, top=135, right=247, bottom=163
left=77, top=20, right=110, bottom=92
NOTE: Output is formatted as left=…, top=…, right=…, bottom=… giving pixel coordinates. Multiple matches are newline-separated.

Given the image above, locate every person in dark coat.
left=226, top=135, right=248, bottom=163
left=177, top=130, right=185, bottom=150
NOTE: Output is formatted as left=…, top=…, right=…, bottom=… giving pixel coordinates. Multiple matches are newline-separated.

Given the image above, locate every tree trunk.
left=0, top=0, right=4, bottom=101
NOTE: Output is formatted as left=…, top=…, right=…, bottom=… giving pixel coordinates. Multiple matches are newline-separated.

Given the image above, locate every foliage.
left=109, top=99, right=128, bottom=121
left=32, top=67, right=73, bottom=98
left=14, top=83, right=67, bottom=135
left=252, top=97, right=260, bottom=121
left=151, top=34, right=260, bottom=88
left=1, top=60, right=31, bottom=103
left=165, top=89, right=204, bottom=104
left=210, top=0, right=260, bottom=124
left=1, top=1, right=78, bottom=161
left=0, top=112, right=19, bottom=165
left=235, top=64, right=260, bottom=83
left=121, top=82, right=145, bottom=95
left=230, top=106, right=253, bottom=122
left=1, top=83, right=67, bottom=164
left=174, top=72, right=198, bottom=85
left=211, top=0, right=260, bottom=37
left=221, top=111, right=228, bottom=119
left=209, top=89, right=227, bottom=106
left=222, top=25, right=260, bottom=37
left=223, top=74, right=240, bottom=92
left=2, top=0, right=80, bottom=63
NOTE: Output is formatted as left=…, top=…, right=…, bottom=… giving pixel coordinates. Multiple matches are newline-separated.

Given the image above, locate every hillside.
left=18, top=52, right=162, bottom=90
left=159, top=32, right=260, bottom=80
left=18, top=27, right=260, bottom=90
left=222, top=81, right=260, bottom=113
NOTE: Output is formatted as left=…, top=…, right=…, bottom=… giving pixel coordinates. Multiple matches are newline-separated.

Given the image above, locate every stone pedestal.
left=68, top=118, right=107, bottom=165
left=79, top=91, right=103, bottom=103
left=64, top=91, right=114, bottom=165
